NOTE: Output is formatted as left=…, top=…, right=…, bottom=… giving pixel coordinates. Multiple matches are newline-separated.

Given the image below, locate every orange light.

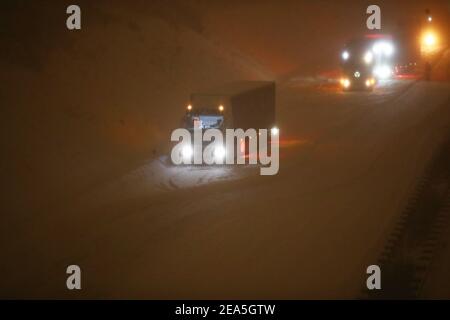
left=423, top=32, right=436, bottom=46
left=340, top=78, right=350, bottom=88
left=187, top=104, right=192, bottom=111
left=421, top=30, right=439, bottom=55
left=218, top=105, right=224, bottom=112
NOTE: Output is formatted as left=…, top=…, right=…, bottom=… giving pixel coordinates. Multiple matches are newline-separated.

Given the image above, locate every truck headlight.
left=373, top=41, right=394, bottom=56
left=365, top=78, right=375, bottom=87
left=341, top=78, right=351, bottom=88
left=271, top=127, right=279, bottom=136
left=342, top=51, right=349, bottom=60
left=374, top=65, right=392, bottom=79
left=214, top=146, right=226, bottom=161
left=364, top=51, right=373, bottom=64
left=182, top=145, right=193, bottom=158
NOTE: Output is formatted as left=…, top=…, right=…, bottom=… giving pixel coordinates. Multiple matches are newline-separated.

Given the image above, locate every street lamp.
left=425, top=9, right=432, bottom=23
left=423, top=31, right=437, bottom=47
left=422, top=30, right=439, bottom=50
left=421, top=10, right=439, bottom=55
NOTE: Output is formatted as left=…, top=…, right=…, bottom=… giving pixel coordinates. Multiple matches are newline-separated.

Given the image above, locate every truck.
left=176, top=81, right=277, bottom=164
left=340, top=35, right=396, bottom=91
left=340, top=38, right=377, bottom=91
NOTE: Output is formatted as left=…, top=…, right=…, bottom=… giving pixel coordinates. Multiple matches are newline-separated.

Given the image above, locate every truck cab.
left=340, top=64, right=376, bottom=91
left=340, top=39, right=376, bottom=91
left=175, top=81, right=277, bottom=164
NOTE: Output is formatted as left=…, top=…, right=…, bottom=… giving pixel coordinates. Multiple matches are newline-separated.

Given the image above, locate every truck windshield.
left=184, top=114, right=224, bottom=130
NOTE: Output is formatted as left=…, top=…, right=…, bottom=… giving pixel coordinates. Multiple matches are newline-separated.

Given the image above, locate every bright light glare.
left=341, top=78, right=350, bottom=88
left=373, top=41, right=394, bottom=56
left=374, top=65, right=392, bottom=79
left=214, top=146, right=226, bottom=161
left=427, top=16, right=432, bottom=22
left=354, top=71, right=361, bottom=78
left=342, top=51, right=349, bottom=60
left=364, top=51, right=373, bottom=64
left=364, top=78, right=375, bottom=86
left=271, top=127, right=279, bottom=136
left=187, top=104, right=192, bottom=111
left=385, top=43, right=394, bottom=56
left=365, top=79, right=375, bottom=87
left=182, top=145, right=193, bottom=158
left=423, top=32, right=436, bottom=46
left=218, top=105, right=224, bottom=112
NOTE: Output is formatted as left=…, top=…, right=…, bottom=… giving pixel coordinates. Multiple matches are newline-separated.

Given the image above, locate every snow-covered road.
left=2, top=79, right=450, bottom=299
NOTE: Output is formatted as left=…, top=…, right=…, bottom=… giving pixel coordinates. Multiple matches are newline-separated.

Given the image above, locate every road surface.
left=1, top=79, right=450, bottom=299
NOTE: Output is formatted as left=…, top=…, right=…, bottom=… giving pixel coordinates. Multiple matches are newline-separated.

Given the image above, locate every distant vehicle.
left=340, top=38, right=376, bottom=91
left=177, top=81, right=277, bottom=163
left=340, top=35, right=395, bottom=91
left=394, top=62, right=420, bottom=80
left=340, top=65, right=376, bottom=92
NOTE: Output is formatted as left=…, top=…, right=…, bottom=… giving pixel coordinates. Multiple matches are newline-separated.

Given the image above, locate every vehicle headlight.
left=384, top=43, right=394, bottom=56
left=365, top=78, right=375, bottom=86
left=271, top=127, right=279, bottom=136
left=364, top=51, right=373, bottom=64
left=341, top=78, right=351, bottom=88
left=342, top=51, right=349, bottom=60
left=373, top=65, right=392, bottom=79
left=213, top=145, right=226, bottom=161
left=373, top=41, right=394, bottom=56
left=182, top=145, right=193, bottom=158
